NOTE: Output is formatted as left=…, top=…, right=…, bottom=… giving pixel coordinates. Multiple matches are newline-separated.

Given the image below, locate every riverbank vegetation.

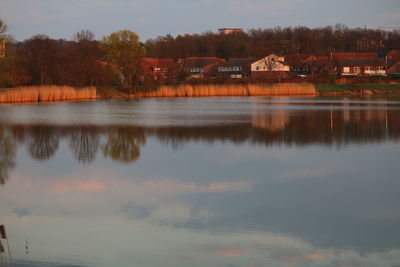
left=0, top=86, right=96, bottom=103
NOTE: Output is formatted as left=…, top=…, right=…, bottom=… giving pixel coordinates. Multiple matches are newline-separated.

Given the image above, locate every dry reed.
left=133, top=83, right=317, bottom=97
left=0, top=86, right=97, bottom=103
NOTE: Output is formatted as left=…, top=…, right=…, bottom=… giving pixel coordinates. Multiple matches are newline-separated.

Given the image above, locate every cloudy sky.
left=0, top=0, right=399, bottom=41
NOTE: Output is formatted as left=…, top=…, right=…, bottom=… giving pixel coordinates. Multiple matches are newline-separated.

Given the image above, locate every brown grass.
left=133, top=83, right=317, bottom=97
left=0, top=86, right=97, bottom=103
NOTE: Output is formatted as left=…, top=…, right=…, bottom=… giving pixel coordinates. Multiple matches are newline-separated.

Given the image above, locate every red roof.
left=180, top=57, right=224, bottom=69
left=387, top=50, right=400, bottom=61
left=331, top=53, right=377, bottom=60
left=387, top=61, right=400, bottom=74
left=284, top=54, right=316, bottom=64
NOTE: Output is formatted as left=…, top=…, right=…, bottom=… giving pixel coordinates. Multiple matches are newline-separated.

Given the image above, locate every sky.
left=0, top=0, right=399, bottom=42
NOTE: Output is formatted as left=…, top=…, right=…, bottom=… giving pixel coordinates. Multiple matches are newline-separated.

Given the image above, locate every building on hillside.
left=0, top=39, right=5, bottom=59
left=337, top=59, right=386, bottom=76
left=331, top=52, right=377, bottom=60
left=214, top=58, right=256, bottom=78
left=218, top=28, right=244, bottom=34
left=142, top=58, right=176, bottom=80
left=179, top=57, right=224, bottom=78
left=251, top=54, right=290, bottom=79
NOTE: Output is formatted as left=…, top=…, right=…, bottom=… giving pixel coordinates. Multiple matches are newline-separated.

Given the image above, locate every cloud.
left=13, top=207, right=30, bottom=217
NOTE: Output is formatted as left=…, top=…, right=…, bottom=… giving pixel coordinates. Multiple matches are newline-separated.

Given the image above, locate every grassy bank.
left=131, top=83, right=317, bottom=97
left=0, top=86, right=96, bottom=103
left=316, top=83, right=400, bottom=93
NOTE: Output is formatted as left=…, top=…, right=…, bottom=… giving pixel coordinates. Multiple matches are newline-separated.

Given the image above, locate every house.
left=218, top=28, right=244, bottom=35
left=283, top=54, right=317, bottom=74
left=179, top=57, right=224, bottom=78
left=386, top=50, right=400, bottom=69
left=142, top=58, right=175, bottom=80
left=337, top=59, right=386, bottom=76
left=386, top=61, right=400, bottom=76
left=251, top=54, right=290, bottom=79
left=215, top=58, right=256, bottom=78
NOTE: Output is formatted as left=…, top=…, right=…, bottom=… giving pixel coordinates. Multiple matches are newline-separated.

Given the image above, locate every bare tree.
left=262, top=56, right=279, bottom=71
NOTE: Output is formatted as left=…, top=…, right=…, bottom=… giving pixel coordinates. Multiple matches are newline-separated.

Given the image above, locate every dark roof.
left=337, top=58, right=385, bottom=67
left=181, top=57, right=222, bottom=68
left=284, top=54, right=315, bottom=64
left=217, top=58, right=256, bottom=67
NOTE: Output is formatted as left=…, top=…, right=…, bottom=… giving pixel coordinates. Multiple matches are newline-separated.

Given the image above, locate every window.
left=256, top=66, right=260, bottom=71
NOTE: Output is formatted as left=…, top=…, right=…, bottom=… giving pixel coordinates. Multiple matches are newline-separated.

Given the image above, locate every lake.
left=0, top=97, right=400, bottom=267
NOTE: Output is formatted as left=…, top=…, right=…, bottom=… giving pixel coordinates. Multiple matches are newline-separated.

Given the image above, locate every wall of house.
left=251, top=55, right=289, bottom=72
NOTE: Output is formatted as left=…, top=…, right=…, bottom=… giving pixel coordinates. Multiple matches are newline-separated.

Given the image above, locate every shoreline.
left=1, top=83, right=400, bottom=103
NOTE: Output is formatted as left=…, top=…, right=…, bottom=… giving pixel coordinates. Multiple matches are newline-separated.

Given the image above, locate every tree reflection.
left=69, top=128, right=100, bottom=164
left=102, top=127, right=146, bottom=163
left=27, top=126, right=60, bottom=161
left=0, top=129, right=16, bottom=185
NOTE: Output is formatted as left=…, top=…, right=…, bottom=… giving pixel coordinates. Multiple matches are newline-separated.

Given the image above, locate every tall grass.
left=0, top=86, right=96, bottom=103
left=133, top=83, right=317, bottom=97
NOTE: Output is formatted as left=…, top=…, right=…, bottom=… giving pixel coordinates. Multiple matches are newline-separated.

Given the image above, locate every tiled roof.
left=387, top=50, right=400, bottom=61
left=181, top=57, right=223, bottom=68
left=332, top=52, right=377, bottom=60
left=337, top=58, right=385, bottom=67
left=217, top=58, right=256, bottom=67
left=387, top=61, right=400, bottom=74
left=284, top=54, right=315, bottom=64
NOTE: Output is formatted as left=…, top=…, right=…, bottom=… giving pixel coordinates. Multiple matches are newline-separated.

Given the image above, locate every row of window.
left=218, top=66, right=242, bottom=72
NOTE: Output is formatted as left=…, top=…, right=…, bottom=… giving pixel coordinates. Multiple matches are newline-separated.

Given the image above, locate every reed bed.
left=0, top=86, right=97, bottom=103
left=133, top=83, right=317, bottom=97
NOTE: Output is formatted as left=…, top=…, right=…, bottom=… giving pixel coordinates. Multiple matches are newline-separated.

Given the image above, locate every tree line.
left=1, top=18, right=400, bottom=89
left=146, top=24, right=400, bottom=59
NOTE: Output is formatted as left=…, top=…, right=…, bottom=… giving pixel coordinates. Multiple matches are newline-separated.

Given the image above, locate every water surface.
left=0, top=97, right=400, bottom=267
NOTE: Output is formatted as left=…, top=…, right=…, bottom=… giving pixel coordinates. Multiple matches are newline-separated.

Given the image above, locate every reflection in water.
left=0, top=98, right=400, bottom=267
left=0, top=104, right=398, bottom=168
left=69, top=128, right=100, bottom=164
left=0, top=128, right=16, bottom=186
left=102, top=127, right=146, bottom=163
left=27, top=126, right=60, bottom=161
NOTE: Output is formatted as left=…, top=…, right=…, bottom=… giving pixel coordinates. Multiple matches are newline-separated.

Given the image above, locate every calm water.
left=0, top=97, right=400, bottom=267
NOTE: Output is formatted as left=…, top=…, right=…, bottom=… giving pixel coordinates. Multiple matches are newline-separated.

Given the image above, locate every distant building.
left=251, top=54, right=290, bottom=79
left=142, top=58, right=175, bottom=80
left=215, top=58, right=256, bottom=78
left=179, top=57, right=224, bottom=78
left=218, top=28, right=244, bottom=34
left=386, top=50, right=400, bottom=69
left=337, top=59, right=386, bottom=76
left=387, top=61, right=400, bottom=76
